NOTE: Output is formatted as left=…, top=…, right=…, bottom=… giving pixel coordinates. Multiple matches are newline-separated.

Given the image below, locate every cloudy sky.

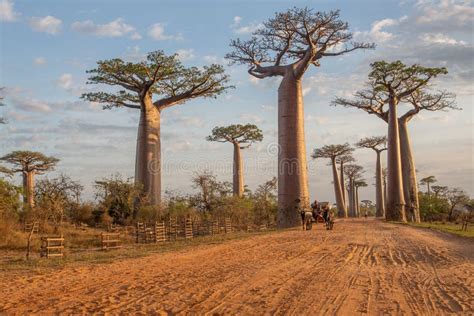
left=0, top=0, right=472, bottom=202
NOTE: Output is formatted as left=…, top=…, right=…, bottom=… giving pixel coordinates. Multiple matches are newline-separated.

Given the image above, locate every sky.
left=0, top=0, right=473, bottom=203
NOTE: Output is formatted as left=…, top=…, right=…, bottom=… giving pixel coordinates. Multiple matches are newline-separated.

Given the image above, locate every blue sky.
left=1, top=0, right=473, bottom=202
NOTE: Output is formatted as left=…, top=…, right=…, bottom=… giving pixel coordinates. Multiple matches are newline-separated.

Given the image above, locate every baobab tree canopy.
left=311, top=143, right=353, bottom=160
left=226, top=8, right=374, bottom=78
left=355, top=136, right=387, bottom=151
left=206, top=124, right=263, bottom=146
left=1, top=151, right=59, bottom=174
left=82, top=50, right=231, bottom=109
left=332, top=60, right=449, bottom=120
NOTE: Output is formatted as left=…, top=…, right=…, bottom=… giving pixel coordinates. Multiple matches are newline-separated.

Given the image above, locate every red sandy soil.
left=0, top=218, right=473, bottom=315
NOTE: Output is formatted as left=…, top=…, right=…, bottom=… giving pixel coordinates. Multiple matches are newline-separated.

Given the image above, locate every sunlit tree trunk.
left=348, top=178, right=355, bottom=217
left=375, top=151, right=385, bottom=217
left=331, top=157, right=345, bottom=217
left=386, top=97, right=406, bottom=222
left=399, top=118, right=420, bottom=223
left=135, top=94, right=161, bottom=205
left=233, top=142, right=244, bottom=197
left=23, top=171, right=35, bottom=209
left=340, top=161, right=347, bottom=217
left=355, top=186, right=360, bottom=217
left=277, top=70, right=309, bottom=228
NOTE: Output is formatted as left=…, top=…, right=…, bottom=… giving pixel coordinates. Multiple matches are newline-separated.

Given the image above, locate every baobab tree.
left=1, top=151, right=59, bottom=209
left=226, top=8, right=373, bottom=228
left=420, top=176, right=437, bottom=196
left=82, top=51, right=231, bottom=205
left=356, top=136, right=387, bottom=217
left=400, top=89, right=457, bottom=221
left=206, top=124, right=263, bottom=197
left=354, top=180, right=368, bottom=216
left=311, top=143, right=353, bottom=217
left=336, top=154, right=354, bottom=209
left=344, top=164, right=364, bottom=217
left=333, top=61, right=448, bottom=222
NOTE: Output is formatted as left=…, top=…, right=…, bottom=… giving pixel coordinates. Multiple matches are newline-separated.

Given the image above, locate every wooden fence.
left=24, top=221, right=39, bottom=233
left=40, top=235, right=64, bottom=258
left=184, top=217, right=193, bottom=239
left=154, top=221, right=166, bottom=243
left=101, top=233, right=122, bottom=250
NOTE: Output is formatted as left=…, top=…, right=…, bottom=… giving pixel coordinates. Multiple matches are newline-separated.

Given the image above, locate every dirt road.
left=1, top=219, right=473, bottom=315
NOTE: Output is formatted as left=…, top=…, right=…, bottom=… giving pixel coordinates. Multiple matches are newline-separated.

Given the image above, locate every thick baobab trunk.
left=233, top=143, right=244, bottom=197
left=348, top=178, right=355, bottom=217
left=23, top=171, right=35, bottom=209
left=386, top=98, right=407, bottom=222
left=355, top=186, right=360, bottom=217
left=399, top=119, right=420, bottom=223
left=135, top=95, right=161, bottom=205
left=375, top=151, right=385, bottom=217
left=340, top=162, right=347, bottom=216
left=277, top=71, right=309, bottom=228
left=331, top=158, right=345, bottom=217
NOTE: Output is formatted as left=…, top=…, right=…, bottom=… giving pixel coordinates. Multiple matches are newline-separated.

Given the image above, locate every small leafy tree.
left=95, top=175, right=143, bottom=224
left=35, top=175, right=84, bottom=226
left=447, top=188, right=469, bottom=222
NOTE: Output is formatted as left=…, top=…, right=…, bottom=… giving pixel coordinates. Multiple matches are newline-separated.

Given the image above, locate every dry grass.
left=407, top=221, right=474, bottom=238
left=0, top=227, right=278, bottom=272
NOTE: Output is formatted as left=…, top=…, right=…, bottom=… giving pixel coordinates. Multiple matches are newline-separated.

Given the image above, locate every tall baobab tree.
left=226, top=8, right=374, bottom=228
left=333, top=61, right=448, bottom=222
left=344, top=164, right=363, bottom=217
left=354, top=180, right=368, bottom=216
left=336, top=154, right=354, bottom=210
left=356, top=136, right=387, bottom=217
left=400, top=90, right=457, bottom=222
left=420, top=176, right=437, bottom=196
left=82, top=51, right=231, bottom=205
left=311, top=143, right=353, bottom=217
left=1, top=151, right=59, bottom=209
left=206, top=124, right=263, bottom=197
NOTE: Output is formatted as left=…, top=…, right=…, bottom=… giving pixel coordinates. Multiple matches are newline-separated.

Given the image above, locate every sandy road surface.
left=1, top=219, right=473, bottom=315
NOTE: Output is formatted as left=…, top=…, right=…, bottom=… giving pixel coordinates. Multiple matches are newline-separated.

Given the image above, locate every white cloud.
left=240, top=113, right=264, bottom=124
left=148, top=23, right=182, bottom=40
left=33, top=57, right=46, bottom=66
left=420, top=33, right=467, bottom=45
left=177, top=49, right=195, bottom=61
left=12, top=96, right=51, bottom=113
left=415, top=0, right=474, bottom=32
left=0, top=0, right=19, bottom=22
left=130, top=32, right=142, bottom=40
left=231, top=16, right=262, bottom=34
left=354, top=17, right=404, bottom=43
left=203, top=55, right=225, bottom=64
left=71, top=18, right=136, bottom=37
left=29, top=16, right=62, bottom=35
left=124, top=46, right=146, bottom=62
left=56, top=73, right=74, bottom=90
